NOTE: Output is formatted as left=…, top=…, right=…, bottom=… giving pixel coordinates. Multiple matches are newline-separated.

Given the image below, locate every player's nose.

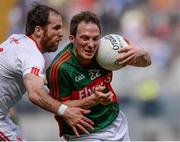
left=58, top=29, right=63, bottom=38
left=87, top=39, right=95, bottom=48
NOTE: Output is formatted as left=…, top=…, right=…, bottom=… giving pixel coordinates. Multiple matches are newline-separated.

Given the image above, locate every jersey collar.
left=28, top=35, right=43, bottom=52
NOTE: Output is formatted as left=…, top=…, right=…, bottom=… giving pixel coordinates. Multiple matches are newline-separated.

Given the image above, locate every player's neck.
left=28, top=35, right=44, bottom=53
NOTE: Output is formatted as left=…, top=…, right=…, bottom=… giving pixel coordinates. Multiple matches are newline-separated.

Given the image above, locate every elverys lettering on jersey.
left=47, top=43, right=120, bottom=136
left=0, top=34, right=45, bottom=119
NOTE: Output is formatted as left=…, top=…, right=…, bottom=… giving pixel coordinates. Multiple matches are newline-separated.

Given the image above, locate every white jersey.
left=0, top=34, right=45, bottom=118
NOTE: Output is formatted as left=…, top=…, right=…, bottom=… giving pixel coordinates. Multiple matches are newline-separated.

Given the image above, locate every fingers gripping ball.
left=96, top=34, right=128, bottom=71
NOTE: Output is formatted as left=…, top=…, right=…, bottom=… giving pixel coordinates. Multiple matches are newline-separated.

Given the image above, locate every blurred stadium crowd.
left=0, top=0, right=180, bottom=140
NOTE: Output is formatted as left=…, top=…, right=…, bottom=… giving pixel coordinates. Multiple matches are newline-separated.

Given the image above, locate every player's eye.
left=93, top=37, right=99, bottom=42
left=81, top=36, right=89, bottom=41
left=53, top=25, right=61, bottom=30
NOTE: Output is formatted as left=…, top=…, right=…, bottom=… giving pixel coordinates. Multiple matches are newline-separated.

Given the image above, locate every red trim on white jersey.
left=31, top=66, right=40, bottom=76
left=28, top=36, right=43, bottom=52
left=0, top=131, right=10, bottom=141
left=0, top=47, right=3, bottom=52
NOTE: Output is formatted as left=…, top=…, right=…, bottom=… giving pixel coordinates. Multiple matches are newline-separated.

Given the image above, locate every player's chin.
left=47, top=46, right=59, bottom=52
left=84, top=53, right=95, bottom=60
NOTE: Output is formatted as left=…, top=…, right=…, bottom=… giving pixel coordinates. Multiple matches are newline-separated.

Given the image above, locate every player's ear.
left=34, top=26, right=43, bottom=38
left=69, top=35, right=75, bottom=43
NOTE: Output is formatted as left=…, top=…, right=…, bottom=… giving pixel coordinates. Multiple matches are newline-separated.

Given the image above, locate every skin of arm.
left=23, top=73, right=60, bottom=113
left=23, top=73, right=94, bottom=136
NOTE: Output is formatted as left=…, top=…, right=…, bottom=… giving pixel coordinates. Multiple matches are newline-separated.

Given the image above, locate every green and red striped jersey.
left=46, top=43, right=119, bottom=136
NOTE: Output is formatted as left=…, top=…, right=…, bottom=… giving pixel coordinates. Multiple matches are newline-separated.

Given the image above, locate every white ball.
left=96, top=34, right=129, bottom=71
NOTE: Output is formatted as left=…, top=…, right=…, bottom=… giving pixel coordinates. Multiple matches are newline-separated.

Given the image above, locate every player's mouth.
left=55, top=38, right=62, bottom=44
left=58, top=38, right=62, bottom=42
left=85, top=50, right=95, bottom=57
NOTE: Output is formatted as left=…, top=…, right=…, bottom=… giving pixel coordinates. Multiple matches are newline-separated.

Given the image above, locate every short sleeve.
left=20, top=47, right=45, bottom=79
left=23, top=63, right=45, bottom=78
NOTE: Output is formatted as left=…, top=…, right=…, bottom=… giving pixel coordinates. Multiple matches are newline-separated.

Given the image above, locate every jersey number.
left=89, top=69, right=101, bottom=80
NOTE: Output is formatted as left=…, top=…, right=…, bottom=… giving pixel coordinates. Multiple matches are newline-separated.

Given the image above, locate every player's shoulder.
left=7, top=34, right=36, bottom=49
left=2, top=34, right=28, bottom=46
left=53, top=45, right=73, bottom=64
left=47, top=46, right=73, bottom=75
left=2, top=34, right=39, bottom=55
left=8, top=34, right=29, bottom=43
left=16, top=34, right=44, bottom=59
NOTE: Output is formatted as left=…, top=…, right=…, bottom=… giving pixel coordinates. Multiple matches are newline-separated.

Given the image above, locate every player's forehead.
left=47, top=12, right=62, bottom=26
left=76, top=21, right=100, bottom=37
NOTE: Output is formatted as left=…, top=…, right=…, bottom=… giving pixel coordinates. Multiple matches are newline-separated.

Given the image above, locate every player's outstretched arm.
left=23, top=73, right=94, bottom=136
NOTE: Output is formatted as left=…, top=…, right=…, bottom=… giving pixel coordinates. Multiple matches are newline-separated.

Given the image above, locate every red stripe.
left=53, top=52, right=71, bottom=99
left=48, top=50, right=71, bottom=99
left=0, top=47, right=3, bottom=52
left=33, top=68, right=36, bottom=74
left=49, top=51, right=69, bottom=98
left=37, top=68, right=40, bottom=75
left=31, top=67, right=35, bottom=74
left=54, top=55, right=72, bottom=100
left=31, top=67, right=40, bottom=76
left=49, top=50, right=69, bottom=98
left=0, top=131, right=10, bottom=141
left=35, top=68, right=38, bottom=75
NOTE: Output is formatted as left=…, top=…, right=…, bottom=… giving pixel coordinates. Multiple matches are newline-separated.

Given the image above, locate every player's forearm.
left=128, top=48, right=151, bottom=67
left=63, top=94, right=98, bottom=109
left=28, top=88, right=60, bottom=114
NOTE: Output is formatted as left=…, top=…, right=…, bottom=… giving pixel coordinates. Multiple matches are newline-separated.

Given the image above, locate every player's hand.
left=94, top=85, right=113, bottom=105
left=117, top=39, right=151, bottom=67
left=116, top=42, right=139, bottom=65
left=63, top=107, right=94, bottom=137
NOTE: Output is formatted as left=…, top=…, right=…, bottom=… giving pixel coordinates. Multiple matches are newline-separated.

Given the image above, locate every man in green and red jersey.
left=46, top=11, right=151, bottom=141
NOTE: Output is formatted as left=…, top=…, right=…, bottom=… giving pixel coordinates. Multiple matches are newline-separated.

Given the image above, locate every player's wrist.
left=58, top=104, right=68, bottom=116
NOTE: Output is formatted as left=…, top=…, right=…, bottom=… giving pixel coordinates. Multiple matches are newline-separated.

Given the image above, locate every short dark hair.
left=70, top=11, right=101, bottom=36
left=25, top=3, right=61, bottom=35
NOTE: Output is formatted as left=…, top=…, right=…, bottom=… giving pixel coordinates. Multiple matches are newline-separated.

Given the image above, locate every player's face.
left=41, top=12, right=63, bottom=52
left=71, top=21, right=100, bottom=64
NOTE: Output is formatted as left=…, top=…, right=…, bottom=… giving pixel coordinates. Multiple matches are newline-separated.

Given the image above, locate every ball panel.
left=96, top=34, right=128, bottom=71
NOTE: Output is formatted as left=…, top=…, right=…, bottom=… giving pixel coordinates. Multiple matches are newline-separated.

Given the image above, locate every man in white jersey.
left=0, top=4, right=94, bottom=141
